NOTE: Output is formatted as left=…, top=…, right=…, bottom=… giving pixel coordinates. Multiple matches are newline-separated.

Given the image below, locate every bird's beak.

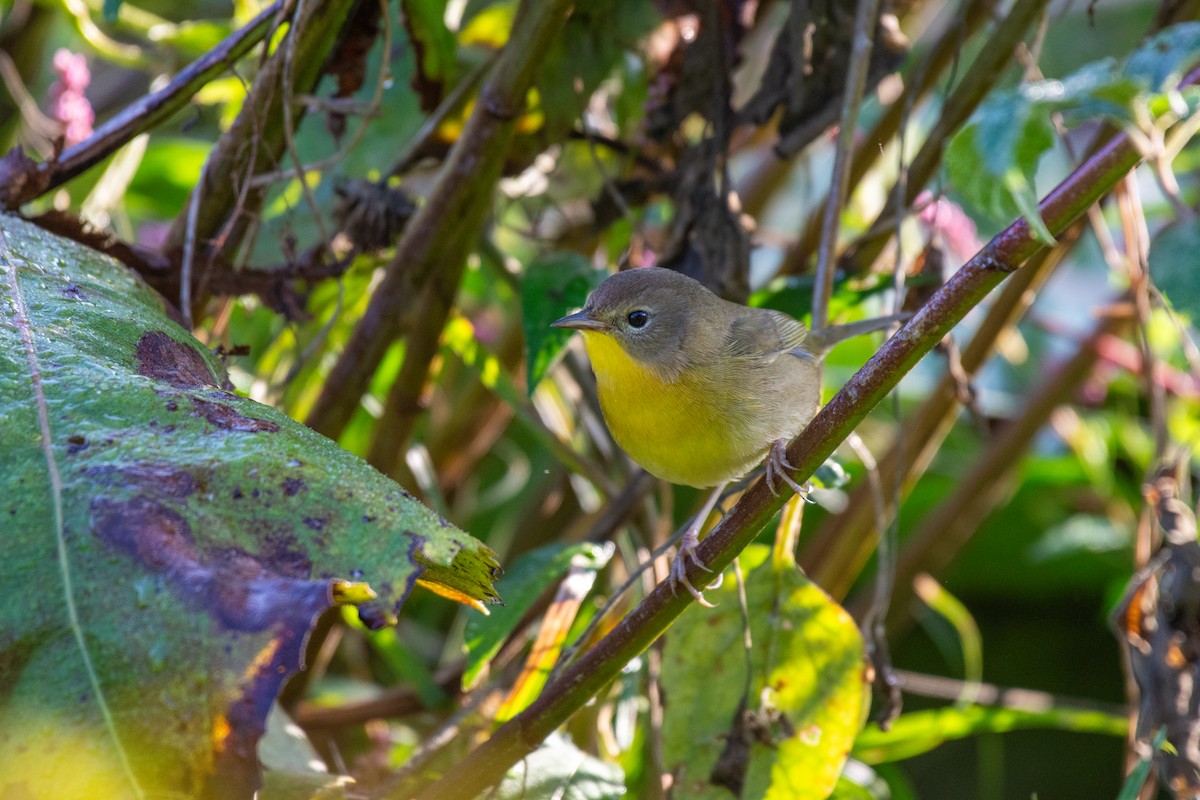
left=551, top=309, right=607, bottom=331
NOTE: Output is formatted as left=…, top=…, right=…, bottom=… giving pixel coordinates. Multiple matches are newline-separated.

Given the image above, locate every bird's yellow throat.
left=579, top=329, right=759, bottom=488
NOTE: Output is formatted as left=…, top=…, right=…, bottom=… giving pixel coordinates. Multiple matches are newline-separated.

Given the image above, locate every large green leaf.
left=661, top=546, right=866, bottom=800
left=0, top=215, right=500, bottom=798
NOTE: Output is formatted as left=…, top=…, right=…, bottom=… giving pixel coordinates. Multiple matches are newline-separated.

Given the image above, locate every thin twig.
left=179, top=158, right=207, bottom=329
left=847, top=429, right=902, bottom=724
left=165, top=0, right=357, bottom=261
left=60, top=0, right=144, bottom=66
left=281, top=0, right=332, bottom=249
left=248, top=0, right=394, bottom=191
left=1150, top=107, right=1200, bottom=221
left=811, top=0, right=883, bottom=328
left=845, top=432, right=889, bottom=624
left=1121, top=177, right=1167, bottom=461
left=26, top=3, right=282, bottom=202
left=893, top=669, right=1127, bottom=717
left=0, top=51, right=59, bottom=153
left=784, top=0, right=997, bottom=272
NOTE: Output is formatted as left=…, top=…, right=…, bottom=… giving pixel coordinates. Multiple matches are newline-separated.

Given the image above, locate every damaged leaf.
left=661, top=545, right=865, bottom=800
left=0, top=215, right=500, bottom=799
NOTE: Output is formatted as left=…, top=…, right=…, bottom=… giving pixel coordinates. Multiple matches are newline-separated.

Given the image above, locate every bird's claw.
left=765, top=438, right=811, bottom=499
left=669, top=532, right=717, bottom=608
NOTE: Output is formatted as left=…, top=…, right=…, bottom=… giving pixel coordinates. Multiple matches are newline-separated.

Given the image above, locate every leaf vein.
left=0, top=219, right=145, bottom=799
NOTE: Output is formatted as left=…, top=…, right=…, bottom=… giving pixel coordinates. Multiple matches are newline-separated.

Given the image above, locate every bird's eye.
left=627, top=310, right=649, bottom=329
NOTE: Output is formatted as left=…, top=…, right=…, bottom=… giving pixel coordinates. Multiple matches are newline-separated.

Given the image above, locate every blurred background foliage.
left=2, top=0, right=1200, bottom=797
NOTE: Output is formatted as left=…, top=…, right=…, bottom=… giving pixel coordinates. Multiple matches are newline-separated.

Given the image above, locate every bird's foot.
left=669, top=529, right=718, bottom=608
left=765, top=438, right=812, bottom=500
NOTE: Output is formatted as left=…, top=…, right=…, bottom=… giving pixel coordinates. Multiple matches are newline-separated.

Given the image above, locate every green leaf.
left=661, top=546, right=865, bottom=800
left=1116, top=728, right=1167, bottom=800
left=946, top=22, right=1200, bottom=239
left=536, top=0, right=660, bottom=140
left=521, top=253, right=606, bottom=393
left=259, top=704, right=351, bottom=798
left=151, top=20, right=235, bottom=60
left=1004, top=165, right=1056, bottom=245
left=103, top=0, right=122, bottom=22
left=945, top=102, right=1056, bottom=245
left=496, top=733, right=625, bottom=799
left=1028, top=514, right=1131, bottom=562
left=852, top=705, right=1126, bottom=765
left=1150, top=218, right=1200, bottom=320
left=0, top=215, right=500, bottom=798
left=402, top=0, right=459, bottom=88
left=364, top=624, right=448, bottom=708
left=463, top=542, right=613, bottom=689
left=914, top=579, right=982, bottom=690
left=830, top=762, right=890, bottom=800
left=1124, top=22, right=1200, bottom=92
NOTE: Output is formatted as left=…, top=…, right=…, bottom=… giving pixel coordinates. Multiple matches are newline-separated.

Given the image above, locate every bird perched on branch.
left=553, top=266, right=899, bottom=605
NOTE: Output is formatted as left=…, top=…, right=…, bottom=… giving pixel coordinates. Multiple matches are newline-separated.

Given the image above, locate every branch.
left=410, top=66, right=1200, bottom=799
left=801, top=7, right=1200, bottom=593
left=1, top=3, right=281, bottom=209
left=812, top=0, right=886, bottom=328
left=304, top=0, right=576, bottom=439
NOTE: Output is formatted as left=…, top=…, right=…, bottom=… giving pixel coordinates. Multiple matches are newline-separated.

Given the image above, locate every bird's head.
left=551, top=267, right=713, bottom=377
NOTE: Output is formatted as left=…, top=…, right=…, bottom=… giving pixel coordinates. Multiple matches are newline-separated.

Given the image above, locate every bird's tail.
left=804, top=313, right=910, bottom=355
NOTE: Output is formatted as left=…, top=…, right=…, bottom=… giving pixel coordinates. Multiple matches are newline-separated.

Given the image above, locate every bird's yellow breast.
left=580, top=331, right=766, bottom=488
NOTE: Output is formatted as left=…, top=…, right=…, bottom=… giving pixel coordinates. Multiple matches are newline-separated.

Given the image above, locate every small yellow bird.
left=553, top=267, right=896, bottom=604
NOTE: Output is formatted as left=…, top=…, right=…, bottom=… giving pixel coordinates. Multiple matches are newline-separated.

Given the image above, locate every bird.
left=552, top=266, right=899, bottom=605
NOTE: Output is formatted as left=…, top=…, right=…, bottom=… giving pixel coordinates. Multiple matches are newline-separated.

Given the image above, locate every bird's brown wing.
left=724, top=307, right=809, bottom=363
